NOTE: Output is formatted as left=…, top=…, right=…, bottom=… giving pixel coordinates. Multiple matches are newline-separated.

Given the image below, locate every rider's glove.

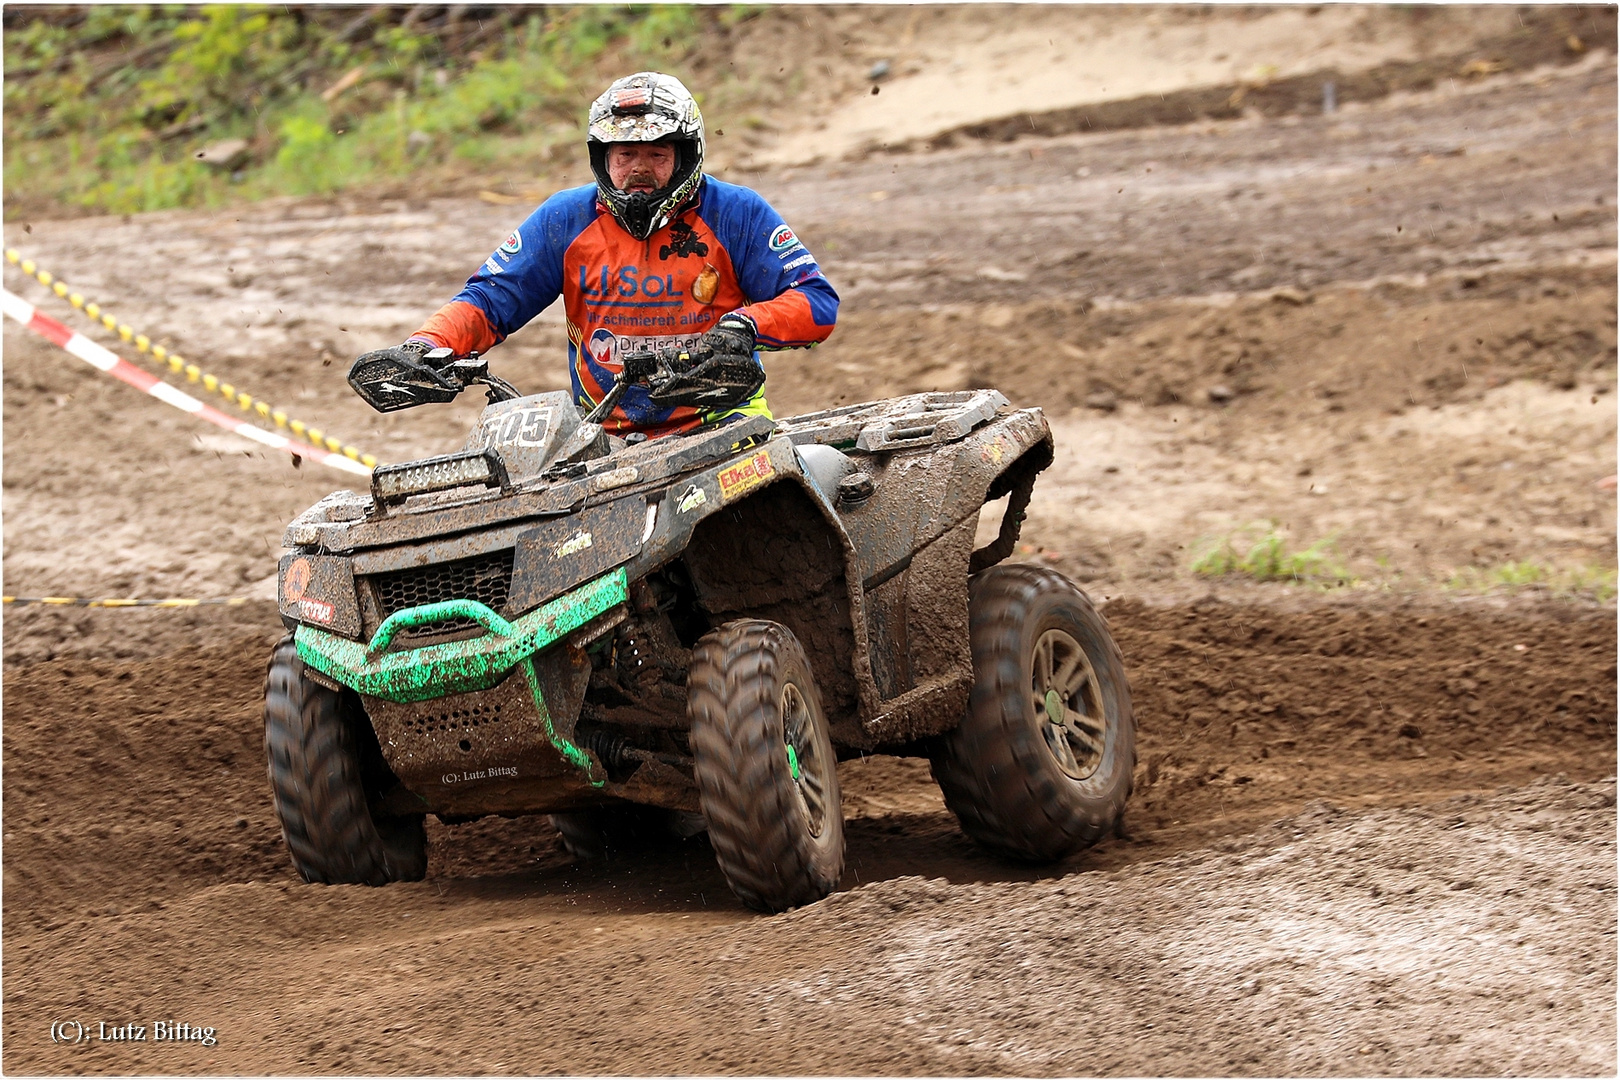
left=354, top=339, right=437, bottom=368
left=701, top=312, right=757, bottom=360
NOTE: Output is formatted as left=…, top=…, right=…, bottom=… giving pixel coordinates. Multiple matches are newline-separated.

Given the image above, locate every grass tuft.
left=1191, top=523, right=1354, bottom=586
left=1445, top=561, right=1617, bottom=602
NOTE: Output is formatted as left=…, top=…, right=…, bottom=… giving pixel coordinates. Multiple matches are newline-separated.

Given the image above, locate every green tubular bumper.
left=294, top=566, right=628, bottom=704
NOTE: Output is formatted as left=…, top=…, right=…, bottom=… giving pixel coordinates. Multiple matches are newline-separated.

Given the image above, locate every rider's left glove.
left=701, top=312, right=757, bottom=360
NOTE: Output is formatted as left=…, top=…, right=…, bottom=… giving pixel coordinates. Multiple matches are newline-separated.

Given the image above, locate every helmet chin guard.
left=587, top=72, right=705, bottom=240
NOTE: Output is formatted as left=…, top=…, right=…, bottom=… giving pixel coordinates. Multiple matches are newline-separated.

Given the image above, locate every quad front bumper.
left=291, top=567, right=643, bottom=813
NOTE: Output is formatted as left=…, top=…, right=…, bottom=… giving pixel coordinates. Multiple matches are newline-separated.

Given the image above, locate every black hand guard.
left=348, top=344, right=463, bottom=413
left=646, top=343, right=765, bottom=410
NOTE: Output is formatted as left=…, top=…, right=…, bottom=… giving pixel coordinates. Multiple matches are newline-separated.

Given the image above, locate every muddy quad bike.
left=264, top=342, right=1134, bottom=911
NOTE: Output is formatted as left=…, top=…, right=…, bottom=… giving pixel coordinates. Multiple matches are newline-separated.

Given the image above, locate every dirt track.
left=3, top=14, right=1616, bottom=1077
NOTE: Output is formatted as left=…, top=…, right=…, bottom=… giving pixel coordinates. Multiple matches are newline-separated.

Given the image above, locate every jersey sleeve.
left=411, top=187, right=595, bottom=354
left=712, top=185, right=838, bottom=351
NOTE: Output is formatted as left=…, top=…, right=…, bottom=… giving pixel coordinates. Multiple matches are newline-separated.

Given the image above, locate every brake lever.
left=429, top=348, right=521, bottom=402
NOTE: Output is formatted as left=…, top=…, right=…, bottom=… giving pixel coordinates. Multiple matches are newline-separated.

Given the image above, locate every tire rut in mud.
left=2, top=597, right=1611, bottom=932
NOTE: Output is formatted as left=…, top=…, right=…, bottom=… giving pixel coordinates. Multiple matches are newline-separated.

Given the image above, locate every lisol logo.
left=768, top=225, right=799, bottom=252
left=718, top=451, right=775, bottom=501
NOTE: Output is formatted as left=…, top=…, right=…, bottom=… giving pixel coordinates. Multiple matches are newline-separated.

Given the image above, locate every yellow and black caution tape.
left=4, top=248, right=380, bottom=469
left=4, top=595, right=253, bottom=608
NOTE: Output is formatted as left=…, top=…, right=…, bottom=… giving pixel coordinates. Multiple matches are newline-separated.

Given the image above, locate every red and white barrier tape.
left=2, top=288, right=370, bottom=477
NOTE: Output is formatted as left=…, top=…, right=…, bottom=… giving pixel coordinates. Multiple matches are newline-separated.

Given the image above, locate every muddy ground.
left=3, top=13, right=1616, bottom=1077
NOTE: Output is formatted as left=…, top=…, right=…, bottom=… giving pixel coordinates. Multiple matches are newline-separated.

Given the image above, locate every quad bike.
left=264, top=341, right=1135, bottom=911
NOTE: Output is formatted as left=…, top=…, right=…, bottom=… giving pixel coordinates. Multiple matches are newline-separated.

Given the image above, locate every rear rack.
left=775, top=390, right=1009, bottom=453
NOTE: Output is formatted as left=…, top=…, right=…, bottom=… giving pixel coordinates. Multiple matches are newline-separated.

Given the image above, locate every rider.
left=355, top=71, right=838, bottom=439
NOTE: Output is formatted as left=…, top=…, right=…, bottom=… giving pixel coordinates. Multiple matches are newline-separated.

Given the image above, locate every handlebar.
left=421, top=347, right=522, bottom=403
left=581, top=342, right=702, bottom=425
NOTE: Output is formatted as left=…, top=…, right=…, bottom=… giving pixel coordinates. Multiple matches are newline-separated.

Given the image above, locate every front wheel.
left=687, top=620, right=844, bottom=912
left=264, top=635, right=427, bottom=885
left=930, top=564, right=1135, bottom=861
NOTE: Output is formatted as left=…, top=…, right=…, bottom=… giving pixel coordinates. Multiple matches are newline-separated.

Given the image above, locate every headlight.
left=371, top=449, right=509, bottom=506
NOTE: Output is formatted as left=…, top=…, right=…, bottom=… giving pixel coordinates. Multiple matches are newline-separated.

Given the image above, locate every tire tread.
left=263, top=635, right=426, bottom=885
left=688, top=620, right=843, bottom=911
left=930, top=564, right=1135, bottom=861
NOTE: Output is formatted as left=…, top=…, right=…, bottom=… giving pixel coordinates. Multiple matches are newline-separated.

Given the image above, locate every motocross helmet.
left=587, top=72, right=705, bottom=241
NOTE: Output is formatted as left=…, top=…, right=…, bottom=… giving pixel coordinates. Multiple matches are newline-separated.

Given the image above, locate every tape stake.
left=2, top=288, right=371, bottom=477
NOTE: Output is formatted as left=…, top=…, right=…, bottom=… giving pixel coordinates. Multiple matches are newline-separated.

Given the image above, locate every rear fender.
left=844, top=409, right=1054, bottom=746
left=969, top=432, right=1055, bottom=574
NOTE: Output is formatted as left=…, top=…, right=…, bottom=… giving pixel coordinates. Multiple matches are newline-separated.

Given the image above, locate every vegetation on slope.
left=3, top=4, right=778, bottom=219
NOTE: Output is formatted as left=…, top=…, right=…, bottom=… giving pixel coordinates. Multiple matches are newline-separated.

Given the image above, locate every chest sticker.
left=718, top=451, right=775, bottom=502
left=587, top=327, right=707, bottom=369
left=692, top=263, right=720, bottom=305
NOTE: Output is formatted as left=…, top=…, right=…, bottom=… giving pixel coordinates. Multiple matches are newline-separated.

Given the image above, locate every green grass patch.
left=3, top=5, right=737, bottom=218
left=1445, top=561, right=1617, bottom=602
left=1190, top=523, right=1354, bottom=586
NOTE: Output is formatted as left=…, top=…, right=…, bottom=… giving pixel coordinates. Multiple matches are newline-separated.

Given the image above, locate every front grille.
left=365, top=549, right=515, bottom=646
left=403, top=699, right=506, bottom=737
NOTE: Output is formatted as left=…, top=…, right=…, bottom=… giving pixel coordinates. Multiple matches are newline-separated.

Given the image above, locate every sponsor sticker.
left=677, top=484, right=707, bottom=513
left=554, top=531, right=594, bottom=559
left=981, top=436, right=1007, bottom=465
left=483, top=257, right=505, bottom=276
left=591, top=466, right=640, bottom=494
left=718, top=451, right=775, bottom=501
left=782, top=252, right=816, bottom=271
left=587, top=327, right=706, bottom=369
left=283, top=557, right=312, bottom=602
left=768, top=225, right=800, bottom=252
left=298, top=597, right=335, bottom=624
left=499, top=231, right=523, bottom=256
left=692, top=263, right=720, bottom=305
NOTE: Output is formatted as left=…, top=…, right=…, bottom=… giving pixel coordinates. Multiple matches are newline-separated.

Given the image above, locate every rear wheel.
left=264, top=635, right=427, bottom=884
left=687, top=620, right=844, bottom=912
left=930, top=564, right=1135, bottom=861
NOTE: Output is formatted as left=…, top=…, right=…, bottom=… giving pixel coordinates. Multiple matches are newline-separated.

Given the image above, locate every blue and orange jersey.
left=411, top=177, right=838, bottom=438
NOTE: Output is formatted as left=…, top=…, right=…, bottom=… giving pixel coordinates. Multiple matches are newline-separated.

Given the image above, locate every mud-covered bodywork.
left=278, top=388, right=1053, bottom=819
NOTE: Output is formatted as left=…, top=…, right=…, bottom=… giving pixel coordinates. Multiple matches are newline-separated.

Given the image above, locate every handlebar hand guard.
left=348, top=346, right=465, bottom=413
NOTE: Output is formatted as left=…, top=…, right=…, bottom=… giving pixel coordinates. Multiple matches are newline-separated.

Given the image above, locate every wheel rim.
left=780, top=682, right=829, bottom=837
left=1030, top=628, right=1107, bottom=781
